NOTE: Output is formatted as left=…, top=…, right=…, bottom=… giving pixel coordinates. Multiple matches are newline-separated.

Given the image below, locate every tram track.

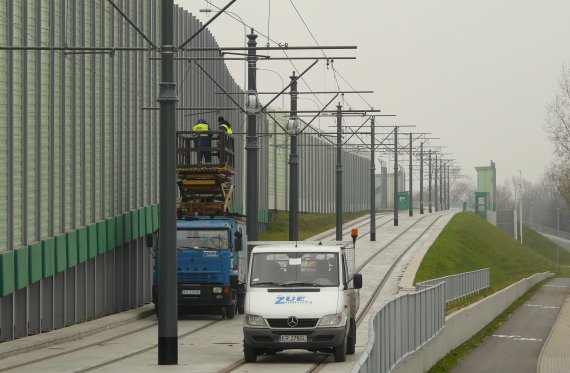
left=304, top=212, right=448, bottom=373
left=220, top=211, right=450, bottom=373
left=0, top=317, right=222, bottom=372
left=0, top=212, right=450, bottom=373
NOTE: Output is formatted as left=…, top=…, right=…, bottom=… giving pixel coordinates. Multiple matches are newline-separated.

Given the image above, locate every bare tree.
left=450, top=175, right=475, bottom=206
left=545, top=65, right=570, bottom=202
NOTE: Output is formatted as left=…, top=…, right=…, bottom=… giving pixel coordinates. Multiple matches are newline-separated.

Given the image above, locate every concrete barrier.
left=393, top=272, right=553, bottom=373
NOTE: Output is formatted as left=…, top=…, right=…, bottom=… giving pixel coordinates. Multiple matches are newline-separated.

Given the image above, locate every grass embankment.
left=414, top=212, right=560, bottom=293
left=522, top=225, right=570, bottom=276
left=416, top=211, right=569, bottom=372
left=259, top=211, right=367, bottom=241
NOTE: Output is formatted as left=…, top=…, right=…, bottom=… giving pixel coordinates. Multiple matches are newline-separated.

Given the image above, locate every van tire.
left=347, top=318, right=356, bottom=355
left=333, top=335, right=347, bottom=362
left=243, top=342, right=257, bottom=363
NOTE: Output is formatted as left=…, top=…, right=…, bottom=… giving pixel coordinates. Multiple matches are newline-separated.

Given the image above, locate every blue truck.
left=152, top=130, right=247, bottom=319
left=152, top=215, right=247, bottom=319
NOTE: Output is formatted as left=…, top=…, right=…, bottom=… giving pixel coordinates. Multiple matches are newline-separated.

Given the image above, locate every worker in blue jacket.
left=193, top=118, right=212, bottom=164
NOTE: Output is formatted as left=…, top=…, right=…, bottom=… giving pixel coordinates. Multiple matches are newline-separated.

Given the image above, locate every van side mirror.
left=234, top=231, right=243, bottom=252
left=353, top=273, right=363, bottom=289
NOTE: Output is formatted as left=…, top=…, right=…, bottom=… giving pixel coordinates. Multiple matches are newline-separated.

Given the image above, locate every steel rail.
left=219, top=212, right=451, bottom=372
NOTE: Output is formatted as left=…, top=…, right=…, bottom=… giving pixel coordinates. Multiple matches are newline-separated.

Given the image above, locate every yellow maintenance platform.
left=176, top=130, right=235, bottom=217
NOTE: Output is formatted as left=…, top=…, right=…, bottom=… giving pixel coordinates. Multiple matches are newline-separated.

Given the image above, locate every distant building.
left=475, top=161, right=496, bottom=211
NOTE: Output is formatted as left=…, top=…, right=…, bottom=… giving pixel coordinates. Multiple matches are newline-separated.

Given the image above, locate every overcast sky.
left=175, top=0, right=570, bottom=185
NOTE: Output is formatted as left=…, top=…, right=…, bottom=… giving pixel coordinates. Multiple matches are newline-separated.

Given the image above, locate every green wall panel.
left=77, top=227, right=88, bottom=263
left=15, top=247, right=29, bottom=290
left=55, top=235, right=67, bottom=273
left=29, top=242, right=42, bottom=284
left=145, top=206, right=153, bottom=234
left=97, top=221, right=107, bottom=254
left=42, top=238, right=55, bottom=278
left=124, top=212, right=132, bottom=243
left=0, top=251, right=15, bottom=297
left=115, top=215, right=125, bottom=246
left=131, top=210, right=139, bottom=240
left=87, top=225, right=98, bottom=259
left=66, top=230, right=78, bottom=268
left=138, top=208, right=146, bottom=237
left=152, top=204, right=159, bottom=231
left=106, top=218, right=116, bottom=250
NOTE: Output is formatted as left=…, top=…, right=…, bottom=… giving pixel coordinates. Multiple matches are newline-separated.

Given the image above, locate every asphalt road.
left=452, top=278, right=570, bottom=373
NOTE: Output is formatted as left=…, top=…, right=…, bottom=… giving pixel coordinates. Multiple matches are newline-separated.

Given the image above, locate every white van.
left=242, top=241, right=362, bottom=363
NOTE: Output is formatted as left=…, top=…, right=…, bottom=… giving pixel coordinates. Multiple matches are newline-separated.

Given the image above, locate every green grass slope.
left=259, top=211, right=367, bottom=241
left=415, top=212, right=557, bottom=292
left=522, top=225, right=570, bottom=269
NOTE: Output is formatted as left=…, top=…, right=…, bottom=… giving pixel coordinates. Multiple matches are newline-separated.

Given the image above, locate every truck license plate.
left=278, top=335, right=307, bottom=342
left=181, top=289, right=200, bottom=295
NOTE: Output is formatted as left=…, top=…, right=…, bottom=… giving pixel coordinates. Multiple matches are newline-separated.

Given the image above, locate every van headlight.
left=212, top=287, right=223, bottom=294
left=318, top=313, right=343, bottom=327
left=245, top=314, right=267, bottom=327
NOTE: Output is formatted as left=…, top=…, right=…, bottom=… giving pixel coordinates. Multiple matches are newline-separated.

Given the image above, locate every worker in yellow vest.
left=218, top=116, right=233, bottom=134
left=193, top=118, right=211, bottom=164
left=217, top=116, right=234, bottom=166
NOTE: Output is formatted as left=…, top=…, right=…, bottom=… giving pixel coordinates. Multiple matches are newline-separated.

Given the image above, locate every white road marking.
left=492, top=334, right=543, bottom=342
left=524, top=304, right=561, bottom=309
left=544, top=285, right=569, bottom=288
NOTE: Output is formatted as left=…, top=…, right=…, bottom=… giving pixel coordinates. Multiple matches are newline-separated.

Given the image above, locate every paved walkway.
left=452, top=278, right=570, bottom=373
left=537, top=289, right=570, bottom=372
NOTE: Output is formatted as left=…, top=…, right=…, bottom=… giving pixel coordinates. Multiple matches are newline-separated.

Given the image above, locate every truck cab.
left=242, top=242, right=362, bottom=362
left=152, top=215, right=247, bottom=319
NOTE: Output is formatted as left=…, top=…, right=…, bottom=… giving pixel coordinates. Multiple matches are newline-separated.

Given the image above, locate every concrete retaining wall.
left=393, top=272, right=553, bottom=373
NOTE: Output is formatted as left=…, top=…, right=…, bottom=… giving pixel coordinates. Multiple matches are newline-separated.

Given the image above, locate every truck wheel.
left=243, top=342, right=257, bottom=363
left=333, top=335, right=347, bottom=362
left=225, top=304, right=236, bottom=320
left=347, top=318, right=356, bottom=355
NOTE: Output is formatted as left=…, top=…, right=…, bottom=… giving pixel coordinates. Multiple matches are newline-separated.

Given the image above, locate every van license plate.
left=181, top=289, right=200, bottom=295
left=278, top=335, right=307, bottom=342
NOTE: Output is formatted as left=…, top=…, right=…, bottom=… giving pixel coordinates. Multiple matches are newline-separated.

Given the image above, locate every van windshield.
left=176, top=229, right=230, bottom=250
left=250, top=252, right=339, bottom=287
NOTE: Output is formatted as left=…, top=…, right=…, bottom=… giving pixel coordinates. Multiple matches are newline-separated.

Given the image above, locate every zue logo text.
left=275, top=296, right=312, bottom=304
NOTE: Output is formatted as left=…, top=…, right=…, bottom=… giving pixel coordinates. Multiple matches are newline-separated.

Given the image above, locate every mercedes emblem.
left=287, top=316, right=299, bottom=328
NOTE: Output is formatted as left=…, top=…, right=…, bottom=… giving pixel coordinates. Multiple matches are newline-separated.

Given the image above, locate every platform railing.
left=176, top=130, right=235, bottom=170
left=355, top=282, right=446, bottom=373
left=355, top=268, right=491, bottom=373
left=415, top=268, right=490, bottom=304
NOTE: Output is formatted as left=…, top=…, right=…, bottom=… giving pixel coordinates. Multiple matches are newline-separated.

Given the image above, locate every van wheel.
left=244, top=342, right=257, bottom=363
left=333, top=335, right=347, bottom=362
left=347, top=318, right=356, bottom=355
left=225, top=304, right=236, bottom=320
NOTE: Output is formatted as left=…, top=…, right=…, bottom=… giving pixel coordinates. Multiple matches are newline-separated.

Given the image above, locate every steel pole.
left=434, top=156, right=438, bottom=212
left=289, top=72, right=299, bottom=241
left=394, top=127, right=399, bottom=226
left=158, top=0, right=178, bottom=365
left=428, top=150, right=432, bottom=213
left=370, top=117, right=376, bottom=241
left=447, top=165, right=451, bottom=210
left=245, top=31, right=259, bottom=240
left=408, top=133, right=413, bottom=217
left=336, top=104, right=343, bottom=240
left=439, top=161, right=443, bottom=211
left=420, top=142, right=424, bottom=214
